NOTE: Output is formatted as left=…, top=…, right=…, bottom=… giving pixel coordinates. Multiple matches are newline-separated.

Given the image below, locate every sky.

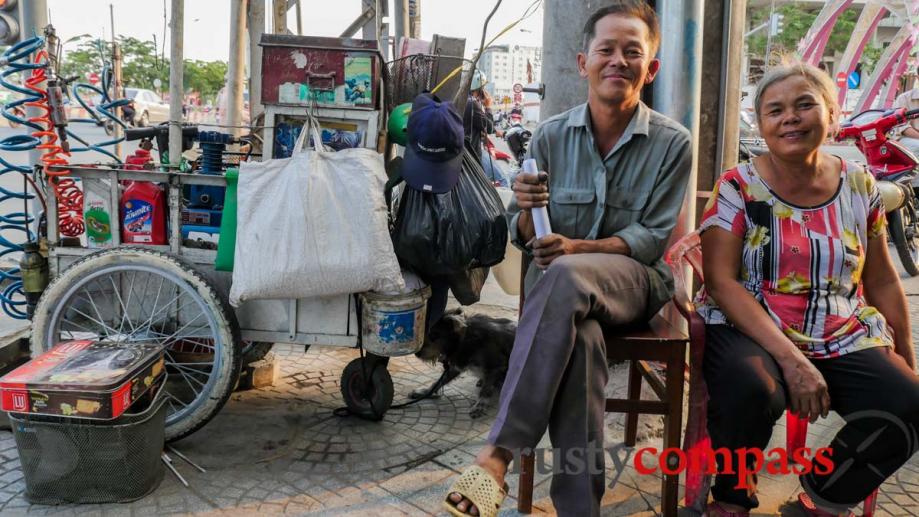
left=44, top=0, right=545, bottom=63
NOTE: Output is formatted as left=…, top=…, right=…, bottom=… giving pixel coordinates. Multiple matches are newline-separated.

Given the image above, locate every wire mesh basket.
left=383, top=54, right=474, bottom=114
left=9, top=384, right=167, bottom=504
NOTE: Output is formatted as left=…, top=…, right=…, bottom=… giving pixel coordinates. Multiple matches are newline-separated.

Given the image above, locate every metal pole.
left=110, top=4, right=123, bottom=159
left=361, top=0, right=378, bottom=42
left=539, top=0, right=588, bottom=120
left=227, top=0, right=247, bottom=138
left=719, top=0, right=745, bottom=172
left=21, top=0, right=48, bottom=173
left=394, top=0, right=409, bottom=55
left=248, top=0, right=265, bottom=122
left=168, top=0, right=184, bottom=168
left=408, top=0, right=421, bottom=39
left=654, top=0, right=703, bottom=286
left=295, top=0, right=302, bottom=35
left=272, top=0, right=286, bottom=34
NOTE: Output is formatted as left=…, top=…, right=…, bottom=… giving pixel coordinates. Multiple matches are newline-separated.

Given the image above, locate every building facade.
left=478, top=44, right=542, bottom=104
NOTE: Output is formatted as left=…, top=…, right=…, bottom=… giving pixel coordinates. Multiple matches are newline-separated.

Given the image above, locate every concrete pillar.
left=248, top=0, right=265, bottom=121
left=168, top=0, right=184, bottom=166
left=539, top=0, right=588, bottom=120
left=227, top=0, right=247, bottom=138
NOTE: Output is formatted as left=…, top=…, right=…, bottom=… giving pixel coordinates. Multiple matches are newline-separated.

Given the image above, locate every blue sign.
left=847, top=71, right=861, bottom=90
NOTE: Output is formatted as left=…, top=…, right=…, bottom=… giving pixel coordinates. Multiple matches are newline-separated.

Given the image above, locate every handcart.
left=29, top=41, right=479, bottom=443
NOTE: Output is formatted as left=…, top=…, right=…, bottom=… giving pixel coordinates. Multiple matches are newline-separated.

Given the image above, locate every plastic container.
left=10, top=384, right=166, bottom=504
left=214, top=167, right=238, bottom=271
left=0, top=340, right=165, bottom=420
left=359, top=286, right=432, bottom=357
left=491, top=187, right=523, bottom=295
left=122, top=181, right=167, bottom=245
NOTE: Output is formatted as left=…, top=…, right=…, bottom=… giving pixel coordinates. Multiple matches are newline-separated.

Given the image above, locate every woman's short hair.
left=754, top=61, right=839, bottom=123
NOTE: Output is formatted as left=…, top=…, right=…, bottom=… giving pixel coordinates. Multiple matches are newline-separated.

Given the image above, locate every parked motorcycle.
left=504, top=123, right=532, bottom=167
left=836, top=107, right=919, bottom=275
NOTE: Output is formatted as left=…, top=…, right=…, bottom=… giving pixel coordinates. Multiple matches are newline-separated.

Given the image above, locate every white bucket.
left=491, top=187, right=523, bottom=295
left=359, top=286, right=432, bottom=357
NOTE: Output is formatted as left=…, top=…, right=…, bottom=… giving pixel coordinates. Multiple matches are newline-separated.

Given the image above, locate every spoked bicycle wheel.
left=31, top=247, right=242, bottom=441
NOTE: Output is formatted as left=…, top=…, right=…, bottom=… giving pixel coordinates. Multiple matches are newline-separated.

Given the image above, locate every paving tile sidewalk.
left=0, top=273, right=915, bottom=516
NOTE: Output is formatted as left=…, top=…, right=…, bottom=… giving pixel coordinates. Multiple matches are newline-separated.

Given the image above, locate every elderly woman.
left=698, top=62, right=919, bottom=517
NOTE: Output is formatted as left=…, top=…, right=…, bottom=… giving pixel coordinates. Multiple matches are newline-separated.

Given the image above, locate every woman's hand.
left=779, top=354, right=831, bottom=423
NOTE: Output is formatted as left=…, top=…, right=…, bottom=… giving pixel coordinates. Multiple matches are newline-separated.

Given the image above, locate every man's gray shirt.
left=508, top=101, right=692, bottom=316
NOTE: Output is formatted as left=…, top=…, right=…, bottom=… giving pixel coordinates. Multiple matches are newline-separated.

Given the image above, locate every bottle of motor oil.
left=121, top=182, right=167, bottom=245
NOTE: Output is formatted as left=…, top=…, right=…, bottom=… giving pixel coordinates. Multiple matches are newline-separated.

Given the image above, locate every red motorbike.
left=837, top=107, right=919, bottom=275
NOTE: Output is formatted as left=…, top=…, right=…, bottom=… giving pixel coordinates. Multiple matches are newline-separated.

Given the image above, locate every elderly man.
left=443, top=2, right=692, bottom=517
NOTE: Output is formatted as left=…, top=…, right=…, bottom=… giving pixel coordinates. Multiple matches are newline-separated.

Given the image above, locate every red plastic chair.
left=664, top=232, right=878, bottom=516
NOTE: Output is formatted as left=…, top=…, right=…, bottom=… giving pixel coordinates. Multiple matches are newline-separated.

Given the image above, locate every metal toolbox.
left=260, top=34, right=383, bottom=110
left=0, top=340, right=165, bottom=420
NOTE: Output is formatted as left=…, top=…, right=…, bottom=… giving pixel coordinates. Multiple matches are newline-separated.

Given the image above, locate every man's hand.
left=531, top=233, right=578, bottom=269
left=512, top=171, right=549, bottom=209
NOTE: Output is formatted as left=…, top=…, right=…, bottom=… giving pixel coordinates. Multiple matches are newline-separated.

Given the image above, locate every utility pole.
left=227, top=0, right=247, bottom=139
left=110, top=4, right=123, bottom=159
left=168, top=0, right=184, bottom=168
left=248, top=0, right=265, bottom=123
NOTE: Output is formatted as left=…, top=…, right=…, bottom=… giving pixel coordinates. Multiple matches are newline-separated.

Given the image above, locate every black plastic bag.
left=448, top=267, right=489, bottom=305
left=391, top=146, right=508, bottom=277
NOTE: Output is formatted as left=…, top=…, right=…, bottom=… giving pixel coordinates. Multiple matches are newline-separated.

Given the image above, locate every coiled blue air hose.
left=68, top=64, right=127, bottom=162
left=0, top=37, right=44, bottom=318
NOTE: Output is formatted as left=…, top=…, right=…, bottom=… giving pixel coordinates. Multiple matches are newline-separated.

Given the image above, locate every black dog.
left=414, top=308, right=516, bottom=418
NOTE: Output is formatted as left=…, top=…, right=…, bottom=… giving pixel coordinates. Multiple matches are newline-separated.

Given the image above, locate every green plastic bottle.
left=214, top=167, right=238, bottom=271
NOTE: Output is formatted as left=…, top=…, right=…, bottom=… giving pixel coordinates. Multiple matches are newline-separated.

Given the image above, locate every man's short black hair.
left=581, top=1, right=661, bottom=56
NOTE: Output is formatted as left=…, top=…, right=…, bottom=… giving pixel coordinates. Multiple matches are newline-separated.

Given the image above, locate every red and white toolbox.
left=0, top=340, right=165, bottom=419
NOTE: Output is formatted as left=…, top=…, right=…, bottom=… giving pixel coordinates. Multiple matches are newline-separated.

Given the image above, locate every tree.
left=59, top=36, right=109, bottom=84
left=184, top=60, right=227, bottom=103
left=747, top=4, right=860, bottom=67
left=118, top=36, right=169, bottom=91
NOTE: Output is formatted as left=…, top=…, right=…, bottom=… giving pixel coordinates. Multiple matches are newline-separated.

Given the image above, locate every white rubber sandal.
left=443, top=465, right=508, bottom=517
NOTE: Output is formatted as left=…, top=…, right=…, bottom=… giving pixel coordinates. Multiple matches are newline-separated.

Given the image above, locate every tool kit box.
left=0, top=340, right=165, bottom=419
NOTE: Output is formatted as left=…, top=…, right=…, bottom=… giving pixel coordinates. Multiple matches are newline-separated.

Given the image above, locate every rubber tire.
left=139, top=111, right=149, bottom=127
left=888, top=205, right=919, bottom=277
left=30, top=247, right=242, bottom=442
left=340, top=358, right=394, bottom=420
left=242, top=341, right=276, bottom=365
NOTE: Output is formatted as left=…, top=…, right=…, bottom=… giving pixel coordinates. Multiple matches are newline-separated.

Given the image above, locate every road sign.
left=514, top=92, right=523, bottom=103
left=87, top=72, right=100, bottom=85
left=847, top=71, right=861, bottom=90
left=513, top=83, right=523, bottom=94
left=836, top=72, right=846, bottom=88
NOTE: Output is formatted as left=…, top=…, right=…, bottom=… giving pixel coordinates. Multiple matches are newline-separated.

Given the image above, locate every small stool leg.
left=863, top=488, right=878, bottom=517
left=625, top=360, right=642, bottom=446
left=517, top=451, right=534, bottom=513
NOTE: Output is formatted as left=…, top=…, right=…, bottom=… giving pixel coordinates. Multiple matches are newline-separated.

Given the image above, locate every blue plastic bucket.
left=359, top=286, right=432, bottom=357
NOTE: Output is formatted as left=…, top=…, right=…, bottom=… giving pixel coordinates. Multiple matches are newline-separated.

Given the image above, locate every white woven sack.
left=230, top=118, right=404, bottom=306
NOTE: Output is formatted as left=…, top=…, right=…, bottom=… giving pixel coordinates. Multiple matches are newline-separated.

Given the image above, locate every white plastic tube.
left=522, top=158, right=552, bottom=239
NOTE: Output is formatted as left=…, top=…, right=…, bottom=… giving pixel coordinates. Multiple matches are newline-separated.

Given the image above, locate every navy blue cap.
left=402, top=93, right=464, bottom=193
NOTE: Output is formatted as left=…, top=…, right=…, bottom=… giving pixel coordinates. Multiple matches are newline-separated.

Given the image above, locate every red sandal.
left=705, top=501, right=750, bottom=517
left=798, top=493, right=855, bottom=517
